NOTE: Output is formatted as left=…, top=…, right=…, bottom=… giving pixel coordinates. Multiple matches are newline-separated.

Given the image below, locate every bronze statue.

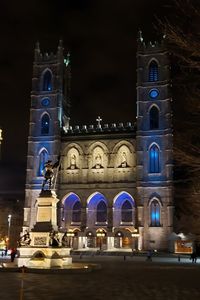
left=41, top=157, right=60, bottom=190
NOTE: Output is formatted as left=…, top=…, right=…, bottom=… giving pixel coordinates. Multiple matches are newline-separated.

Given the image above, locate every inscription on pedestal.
left=34, top=236, right=47, bottom=246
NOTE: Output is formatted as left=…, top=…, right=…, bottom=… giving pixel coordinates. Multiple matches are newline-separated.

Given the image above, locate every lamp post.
left=7, top=214, right=12, bottom=249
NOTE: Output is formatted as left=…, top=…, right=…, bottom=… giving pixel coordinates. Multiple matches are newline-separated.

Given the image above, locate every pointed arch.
left=149, top=105, right=159, bottom=129
left=41, top=113, right=50, bottom=135
left=62, top=193, right=81, bottom=225
left=149, top=60, right=158, bottom=82
left=113, top=192, right=135, bottom=226
left=38, top=148, right=48, bottom=176
left=150, top=199, right=161, bottom=226
left=149, top=143, right=160, bottom=173
left=42, top=69, right=52, bottom=91
left=121, top=200, right=132, bottom=222
left=72, top=201, right=81, bottom=223
left=87, top=192, right=108, bottom=226
left=96, top=200, right=107, bottom=222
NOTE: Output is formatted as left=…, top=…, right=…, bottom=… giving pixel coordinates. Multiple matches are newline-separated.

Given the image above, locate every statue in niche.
left=94, top=153, right=103, bottom=169
left=70, top=154, right=77, bottom=169
left=119, top=151, right=128, bottom=168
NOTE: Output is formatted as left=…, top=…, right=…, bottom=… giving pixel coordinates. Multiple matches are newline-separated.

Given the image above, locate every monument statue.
left=49, top=230, right=60, bottom=247
left=41, top=157, right=60, bottom=191
left=18, top=230, right=31, bottom=247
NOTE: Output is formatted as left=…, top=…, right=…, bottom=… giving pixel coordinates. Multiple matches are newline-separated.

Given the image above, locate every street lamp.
left=7, top=214, right=12, bottom=249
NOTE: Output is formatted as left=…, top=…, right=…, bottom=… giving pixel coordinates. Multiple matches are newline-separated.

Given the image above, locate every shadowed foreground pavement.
left=0, top=255, right=200, bottom=300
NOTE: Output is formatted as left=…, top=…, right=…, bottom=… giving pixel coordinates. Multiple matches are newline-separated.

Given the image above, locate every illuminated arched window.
left=38, top=149, right=48, bottom=176
left=150, top=106, right=159, bottom=129
left=149, top=144, right=160, bottom=173
left=43, top=70, right=52, bottom=91
left=149, top=60, right=158, bottom=82
left=72, top=201, right=81, bottom=223
left=121, top=200, right=132, bottom=222
left=97, top=201, right=107, bottom=223
left=150, top=200, right=161, bottom=226
left=41, top=114, right=50, bottom=135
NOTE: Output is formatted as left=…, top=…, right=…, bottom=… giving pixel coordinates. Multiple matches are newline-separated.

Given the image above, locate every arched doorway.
left=96, top=229, right=107, bottom=250
left=86, top=231, right=95, bottom=248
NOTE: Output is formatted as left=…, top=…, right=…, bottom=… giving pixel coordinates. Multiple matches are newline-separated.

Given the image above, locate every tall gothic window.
left=72, top=201, right=81, bottom=223
left=149, top=60, right=158, bottom=82
left=38, top=149, right=48, bottom=176
left=150, top=106, right=159, bottom=129
left=96, top=201, right=107, bottom=223
left=41, top=113, right=50, bottom=135
left=150, top=200, right=161, bottom=226
left=43, top=70, right=52, bottom=91
left=121, top=200, right=132, bottom=222
left=149, top=144, right=160, bottom=173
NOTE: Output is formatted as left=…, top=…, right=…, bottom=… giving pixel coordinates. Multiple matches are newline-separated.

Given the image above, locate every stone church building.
left=23, top=36, right=173, bottom=251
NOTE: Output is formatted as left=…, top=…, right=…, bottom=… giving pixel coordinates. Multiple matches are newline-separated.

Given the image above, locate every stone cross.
left=96, top=116, right=102, bottom=127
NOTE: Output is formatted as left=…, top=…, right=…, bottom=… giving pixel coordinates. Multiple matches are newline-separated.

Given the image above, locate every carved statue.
left=61, top=232, right=68, bottom=247
left=95, top=153, right=103, bottom=169
left=120, top=151, right=127, bottom=168
left=49, top=231, right=60, bottom=247
left=70, top=154, right=77, bottom=169
left=18, top=230, right=31, bottom=247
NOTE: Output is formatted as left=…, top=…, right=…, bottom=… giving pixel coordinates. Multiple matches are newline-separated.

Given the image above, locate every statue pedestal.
left=32, top=190, right=59, bottom=232
left=17, top=190, right=72, bottom=268
left=17, top=247, right=72, bottom=268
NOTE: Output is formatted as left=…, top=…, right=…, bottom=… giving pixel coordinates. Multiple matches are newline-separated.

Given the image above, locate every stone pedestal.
left=17, top=247, right=72, bottom=268
left=17, top=190, right=72, bottom=268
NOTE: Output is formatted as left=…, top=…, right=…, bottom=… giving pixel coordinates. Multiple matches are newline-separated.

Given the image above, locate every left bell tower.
left=24, top=40, right=70, bottom=231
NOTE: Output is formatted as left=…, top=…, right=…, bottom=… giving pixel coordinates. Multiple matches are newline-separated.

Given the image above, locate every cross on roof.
left=96, top=116, right=102, bottom=127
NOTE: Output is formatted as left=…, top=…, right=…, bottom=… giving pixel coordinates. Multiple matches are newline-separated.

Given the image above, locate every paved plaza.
left=0, top=254, right=200, bottom=300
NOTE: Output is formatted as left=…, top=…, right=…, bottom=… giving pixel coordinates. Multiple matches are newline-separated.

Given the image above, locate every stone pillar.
left=107, top=236, right=114, bottom=250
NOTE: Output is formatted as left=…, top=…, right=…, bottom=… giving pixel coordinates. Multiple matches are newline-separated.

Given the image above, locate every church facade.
left=23, top=36, right=173, bottom=251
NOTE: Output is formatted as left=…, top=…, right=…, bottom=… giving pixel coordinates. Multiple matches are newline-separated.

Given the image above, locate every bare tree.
left=158, top=0, right=200, bottom=234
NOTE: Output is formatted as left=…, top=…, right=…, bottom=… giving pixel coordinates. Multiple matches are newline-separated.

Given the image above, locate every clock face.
left=149, top=89, right=159, bottom=99
left=41, top=98, right=50, bottom=107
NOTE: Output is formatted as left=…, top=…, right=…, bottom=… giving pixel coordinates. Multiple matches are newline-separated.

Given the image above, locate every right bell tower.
left=136, top=32, right=174, bottom=251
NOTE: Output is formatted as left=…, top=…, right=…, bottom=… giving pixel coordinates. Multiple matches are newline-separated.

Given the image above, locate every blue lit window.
left=42, top=70, right=52, bottom=91
left=97, top=201, right=107, bottom=222
left=150, top=106, right=159, bottom=129
left=41, top=114, right=50, bottom=135
left=41, top=98, right=50, bottom=107
left=149, top=89, right=159, bottom=99
left=149, top=144, right=160, bottom=173
left=38, top=149, right=48, bottom=176
left=150, top=200, right=161, bottom=226
left=121, top=200, right=132, bottom=222
left=72, top=201, right=81, bottom=223
left=149, top=60, right=158, bottom=82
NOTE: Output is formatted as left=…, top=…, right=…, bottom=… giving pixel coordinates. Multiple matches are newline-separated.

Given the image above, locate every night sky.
left=0, top=0, right=172, bottom=196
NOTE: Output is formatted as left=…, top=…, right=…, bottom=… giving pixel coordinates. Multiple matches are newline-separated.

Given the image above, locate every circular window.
left=149, top=89, right=159, bottom=99
left=41, top=98, right=50, bottom=107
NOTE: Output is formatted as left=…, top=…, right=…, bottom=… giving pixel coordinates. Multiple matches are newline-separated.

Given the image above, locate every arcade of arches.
left=60, top=191, right=141, bottom=250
